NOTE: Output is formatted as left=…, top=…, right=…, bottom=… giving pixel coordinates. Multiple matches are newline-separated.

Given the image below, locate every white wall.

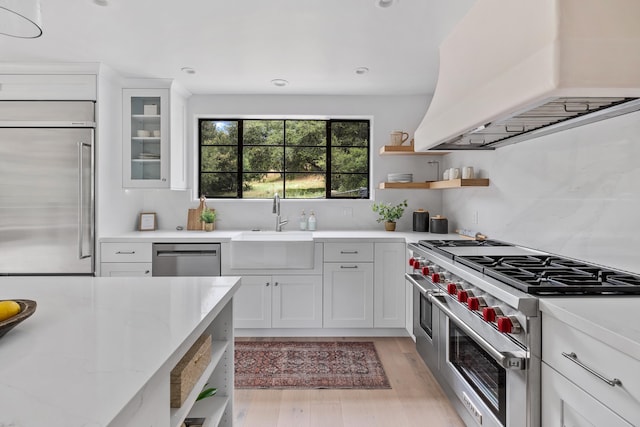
left=442, top=110, right=640, bottom=274
left=96, top=65, right=145, bottom=236
left=134, top=94, right=442, bottom=232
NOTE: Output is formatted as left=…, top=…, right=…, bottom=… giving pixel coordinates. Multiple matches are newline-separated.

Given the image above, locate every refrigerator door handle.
left=78, top=141, right=93, bottom=260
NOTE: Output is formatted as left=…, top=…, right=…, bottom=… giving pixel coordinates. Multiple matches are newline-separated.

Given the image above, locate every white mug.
left=462, top=166, right=474, bottom=179
left=449, top=168, right=460, bottom=180
left=443, top=169, right=450, bottom=180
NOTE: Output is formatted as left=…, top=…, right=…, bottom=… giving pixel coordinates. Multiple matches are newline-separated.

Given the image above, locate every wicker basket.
left=170, top=334, right=212, bottom=408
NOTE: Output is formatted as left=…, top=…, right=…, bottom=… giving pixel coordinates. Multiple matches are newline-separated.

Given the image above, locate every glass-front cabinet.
left=123, top=88, right=170, bottom=188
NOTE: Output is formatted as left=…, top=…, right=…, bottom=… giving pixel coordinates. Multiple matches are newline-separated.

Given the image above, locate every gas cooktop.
left=418, top=239, right=515, bottom=259
left=457, top=254, right=640, bottom=295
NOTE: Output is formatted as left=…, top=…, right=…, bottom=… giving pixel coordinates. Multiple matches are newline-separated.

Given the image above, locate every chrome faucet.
left=272, top=192, right=288, bottom=232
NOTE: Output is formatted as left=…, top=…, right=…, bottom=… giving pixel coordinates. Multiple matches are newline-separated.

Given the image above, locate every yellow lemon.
left=0, top=300, right=21, bottom=322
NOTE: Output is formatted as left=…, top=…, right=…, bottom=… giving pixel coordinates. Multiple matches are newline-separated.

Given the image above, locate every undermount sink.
left=230, top=231, right=315, bottom=269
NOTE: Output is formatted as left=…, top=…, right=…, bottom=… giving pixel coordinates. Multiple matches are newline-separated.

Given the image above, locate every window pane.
left=243, top=146, right=284, bottom=172
left=285, top=173, right=325, bottom=199
left=201, top=173, right=237, bottom=197
left=286, top=121, right=326, bottom=146
left=243, top=120, right=284, bottom=145
left=331, top=121, right=369, bottom=147
left=201, top=146, right=238, bottom=172
left=243, top=173, right=284, bottom=199
left=331, top=174, right=368, bottom=198
left=331, top=147, right=367, bottom=173
left=285, top=147, right=326, bottom=172
left=201, top=120, right=238, bottom=145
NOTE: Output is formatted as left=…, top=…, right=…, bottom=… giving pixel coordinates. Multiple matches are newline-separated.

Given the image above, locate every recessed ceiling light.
left=355, top=67, right=369, bottom=75
left=93, top=0, right=109, bottom=6
left=377, top=0, right=397, bottom=8
left=181, top=67, right=196, bottom=75
left=271, top=79, right=289, bottom=87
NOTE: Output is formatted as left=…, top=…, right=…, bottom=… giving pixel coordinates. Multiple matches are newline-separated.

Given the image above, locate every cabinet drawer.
left=542, top=315, right=640, bottom=426
left=100, top=263, right=152, bottom=277
left=324, top=242, right=373, bottom=262
left=101, top=242, right=152, bottom=263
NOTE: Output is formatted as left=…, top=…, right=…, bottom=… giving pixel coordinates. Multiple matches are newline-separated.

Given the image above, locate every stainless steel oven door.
left=430, top=293, right=535, bottom=427
left=406, top=273, right=440, bottom=376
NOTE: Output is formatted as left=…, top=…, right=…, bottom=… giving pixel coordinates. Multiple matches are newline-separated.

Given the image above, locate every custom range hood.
left=414, top=0, right=640, bottom=151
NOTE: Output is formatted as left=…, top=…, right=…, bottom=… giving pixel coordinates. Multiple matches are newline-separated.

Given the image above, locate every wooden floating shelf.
left=378, top=178, right=490, bottom=189
left=379, top=139, right=448, bottom=156
left=379, top=145, right=448, bottom=156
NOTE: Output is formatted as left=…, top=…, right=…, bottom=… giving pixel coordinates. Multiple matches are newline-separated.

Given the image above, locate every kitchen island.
left=0, top=275, right=241, bottom=427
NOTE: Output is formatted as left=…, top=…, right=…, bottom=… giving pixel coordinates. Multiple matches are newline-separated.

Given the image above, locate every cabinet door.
left=323, top=263, right=374, bottom=328
left=100, top=263, right=151, bottom=277
left=374, top=242, right=406, bottom=328
left=123, top=88, right=170, bottom=188
left=542, top=363, right=633, bottom=427
left=272, top=275, right=322, bottom=328
left=233, top=276, right=271, bottom=329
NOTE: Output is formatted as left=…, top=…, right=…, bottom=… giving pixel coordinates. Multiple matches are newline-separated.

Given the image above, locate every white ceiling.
left=0, top=0, right=476, bottom=95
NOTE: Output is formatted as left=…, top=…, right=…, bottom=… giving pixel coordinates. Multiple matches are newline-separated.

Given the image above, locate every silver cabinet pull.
left=116, top=251, right=135, bottom=254
left=561, top=352, right=622, bottom=387
left=340, top=250, right=358, bottom=254
left=340, top=265, right=358, bottom=269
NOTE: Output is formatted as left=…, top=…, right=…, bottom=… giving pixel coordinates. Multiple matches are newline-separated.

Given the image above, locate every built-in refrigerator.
left=0, top=101, right=95, bottom=275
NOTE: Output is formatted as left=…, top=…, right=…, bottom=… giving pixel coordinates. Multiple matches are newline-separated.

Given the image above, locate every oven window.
left=419, top=293, right=433, bottom=338
left=449, top=323, right=507, bottom=425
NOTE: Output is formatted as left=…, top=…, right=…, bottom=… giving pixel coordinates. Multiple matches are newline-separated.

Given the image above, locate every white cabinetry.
left=541, top=314, right=639, bottom=426
left=100, top=242, right=152, bottom=277
left=234, top=275, right=322, bottom=329
left=374, top=242, right=406, bottom=328
left=122, top=83, right=188, bottom=189
left=323, top=242, right=374, bottom=328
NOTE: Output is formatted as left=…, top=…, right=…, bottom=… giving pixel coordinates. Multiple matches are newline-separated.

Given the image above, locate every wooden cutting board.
left=187, top=196, right=207, bottom=230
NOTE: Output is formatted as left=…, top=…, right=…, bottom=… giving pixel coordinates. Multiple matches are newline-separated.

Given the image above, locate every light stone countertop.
left=98, top=229, right=462, bottom=244
left=539, top=297, right=640, bottom=361
left=0, top=275, right=241, bottom=427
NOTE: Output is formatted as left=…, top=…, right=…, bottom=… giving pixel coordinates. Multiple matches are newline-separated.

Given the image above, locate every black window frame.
left=198, top=118, right=371, bottom=199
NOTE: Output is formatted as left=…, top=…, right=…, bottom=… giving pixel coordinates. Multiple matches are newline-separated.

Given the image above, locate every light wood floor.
left=233, top=337, right=465, bottom=427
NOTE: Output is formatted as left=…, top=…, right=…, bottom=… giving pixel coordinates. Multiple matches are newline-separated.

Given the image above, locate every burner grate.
left=457, top=255, right=640, bottom=295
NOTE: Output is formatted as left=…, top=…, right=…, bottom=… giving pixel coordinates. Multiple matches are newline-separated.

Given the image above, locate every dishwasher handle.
left=156, top=250, right=218, bottom=257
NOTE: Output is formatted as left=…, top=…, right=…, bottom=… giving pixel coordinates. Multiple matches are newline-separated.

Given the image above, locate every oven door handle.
left=405, top=273, right=429, bottom=294
left=428, top=294, right=527, bottom=370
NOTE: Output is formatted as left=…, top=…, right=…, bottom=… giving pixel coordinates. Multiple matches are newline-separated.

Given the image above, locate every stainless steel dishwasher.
left=152, top=243, right=221, bottom=276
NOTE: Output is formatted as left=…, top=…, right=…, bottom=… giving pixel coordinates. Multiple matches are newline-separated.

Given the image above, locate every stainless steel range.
left=407, top=239, right=640, bottom=427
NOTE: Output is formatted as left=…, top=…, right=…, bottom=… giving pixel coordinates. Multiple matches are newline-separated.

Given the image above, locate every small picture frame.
left=139, top=212, right=157, bottom=231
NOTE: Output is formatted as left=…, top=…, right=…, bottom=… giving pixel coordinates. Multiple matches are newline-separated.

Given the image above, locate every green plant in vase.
left=199, top=208, right=217, bottom=232
left=371, top=199, right=408, bottom=231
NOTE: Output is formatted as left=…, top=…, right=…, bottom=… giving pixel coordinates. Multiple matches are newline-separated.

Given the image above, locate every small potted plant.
left=371, top=199, right=408, bottom=231
left=199, top=208, right=216, bottom=232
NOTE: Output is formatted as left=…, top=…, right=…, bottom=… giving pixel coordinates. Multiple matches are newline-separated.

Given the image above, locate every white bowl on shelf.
left=137, top=130, right=151, bottom=137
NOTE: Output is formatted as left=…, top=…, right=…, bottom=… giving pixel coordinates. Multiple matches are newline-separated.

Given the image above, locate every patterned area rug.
left=234, top=341, right=391, bottom=389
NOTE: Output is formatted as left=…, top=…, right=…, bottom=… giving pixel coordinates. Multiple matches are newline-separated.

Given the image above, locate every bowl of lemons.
left=0, top=299, right=37, bottom=339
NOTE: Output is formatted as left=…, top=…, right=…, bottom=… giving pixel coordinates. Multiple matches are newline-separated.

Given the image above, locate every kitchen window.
left=198, top=118, right=370, bottom=199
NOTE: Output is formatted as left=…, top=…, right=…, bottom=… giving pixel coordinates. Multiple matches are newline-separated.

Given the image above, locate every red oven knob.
left=421, top=266, right=430, bottom=275
left=497, top=316, right=521, bottom=334
left=467, top=297, right=480, bottom=311
left=431, top=273, right=440, bottom=283
left=483, top=307, right=497, bottom=322
left=457, top=290, right=469, bottom=303
left=409, top=257, right=415, bottom=266
left=446, top=283, right=458, bottom=295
